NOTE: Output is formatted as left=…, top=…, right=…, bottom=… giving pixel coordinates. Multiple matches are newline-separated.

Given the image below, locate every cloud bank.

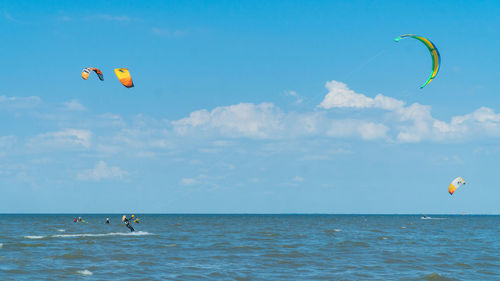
left=77, top=161, right=128, bottom=181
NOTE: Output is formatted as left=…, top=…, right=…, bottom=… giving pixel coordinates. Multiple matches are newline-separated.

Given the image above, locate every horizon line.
left=0, top=213, right=496, bottom=215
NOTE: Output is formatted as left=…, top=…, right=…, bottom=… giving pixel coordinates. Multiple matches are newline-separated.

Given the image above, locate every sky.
left=1, top=0, right=500, bottom=213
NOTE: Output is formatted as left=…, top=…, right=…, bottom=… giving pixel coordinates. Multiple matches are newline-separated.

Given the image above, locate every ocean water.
left=0, top=214, right=498, bottom=280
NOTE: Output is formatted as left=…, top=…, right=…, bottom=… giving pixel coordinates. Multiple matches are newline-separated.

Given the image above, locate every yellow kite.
left=114, top=68, right=134, bottom=88
left=394, top=34, right=441, bottom=89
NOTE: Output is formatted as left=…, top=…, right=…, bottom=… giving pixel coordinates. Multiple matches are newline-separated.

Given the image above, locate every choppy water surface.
left=0, top=214, right=499, bottom=280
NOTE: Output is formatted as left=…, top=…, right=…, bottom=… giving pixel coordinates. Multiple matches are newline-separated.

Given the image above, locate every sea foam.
left=24, top=235, right=45, bottom=239
left=52, top=231, right=153, bottom=238
left=76, top=269, right=93, bottom=276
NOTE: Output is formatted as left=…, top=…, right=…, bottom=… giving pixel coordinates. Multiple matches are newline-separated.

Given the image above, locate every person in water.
left=106, top=218, right=110, bottom=224
left=122, top=215, right=135, bottom=232
left=73, top=218, right=77, bottom=223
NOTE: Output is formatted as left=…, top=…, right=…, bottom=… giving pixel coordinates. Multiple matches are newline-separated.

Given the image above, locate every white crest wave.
left=24, top=235, right=45, bottom=239
left=76, top=269, right=93, bottom=276
left=52, top=231, right=152, bottom=238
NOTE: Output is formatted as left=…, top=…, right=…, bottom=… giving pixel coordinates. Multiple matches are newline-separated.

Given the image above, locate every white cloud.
left=319, top=81, right=404, bottom=110
left=285, top=90, right=303, bottom=104
left=180, top=178, right=198, bottom=186
left=292, top=176, right=304, bottom=182
left=0, top=95, right=41, bottom=110
left=315, top=81, right=432, bottom=143
left=98, top=113, right=125, bottom=128
left=317, top=80, right=500, bottom=143
left=77, top=161, right=128, bottom=181
left=326, top=120, right=389, bottom=140
left=359, top=122, right=390, bottom=140
left=63, top=100, right=86, bottom=111
left=0, top=136, right=16, bottom=147
left=5, top=79, right=500, bottom=165
left=172, top=103, right=284, bottom=139
left=29, top=129, right=92, bottom=149
left=0, top=136, right=16, bottom=158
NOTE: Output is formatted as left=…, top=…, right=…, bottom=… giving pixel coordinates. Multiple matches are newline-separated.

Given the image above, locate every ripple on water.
left=418, top=272, right=456, bottom=281
left=53, top=250, right=92, bottom=261
left=5, top=269, right=30, bottom=274
left=138, top=261, right=158, bottom=266
left=277, top=243, right=301, bottom=249
left=257, top=231, right=280, bottom=237
left=477, top=270, right=499, bottom=276
left=324, top=228, right=342, bottom=236
left=226, top=245, right=266, bottom=252
left=263, top=250, right=307, bottom=259
left=452, top=262, right=472, bottom=269
left=13, top=242, right=46, bottom=248
left=377, top=236, right=390, bottom=241
left=337, top=240, right=369, bottom=248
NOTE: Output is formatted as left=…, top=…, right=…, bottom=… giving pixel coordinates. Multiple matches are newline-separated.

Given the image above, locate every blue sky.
left=1, top=0, right=500, bottom=213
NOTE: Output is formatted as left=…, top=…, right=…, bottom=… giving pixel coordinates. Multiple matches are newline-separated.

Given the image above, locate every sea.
left=0, top=214, right=498, bottom=280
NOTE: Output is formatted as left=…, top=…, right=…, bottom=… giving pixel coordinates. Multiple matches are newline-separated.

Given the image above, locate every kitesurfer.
left=122, top=215, right=135, bottom=232
left=106, top=218, right=110, bottom=224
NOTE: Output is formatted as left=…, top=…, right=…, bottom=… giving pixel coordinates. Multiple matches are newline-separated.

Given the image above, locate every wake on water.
left=24, top=231, right=152, bottom=239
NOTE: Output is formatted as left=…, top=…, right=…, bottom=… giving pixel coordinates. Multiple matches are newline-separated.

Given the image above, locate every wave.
left=56, top=229, right=66, bottom=232
left=24, top=231, right=152, bottom=240
left=52, top=231, right=152, bottom=238
left=420, top=272, right=454, bottom=281
left=24, top=235, right=45, bottom=239
left=338, top=240, right=369, bottom=248
left=15, top=243, right=46, bottom=247
left=76, top=270, right=93, bottom=276
left=324, top=228, right=342, bottom=235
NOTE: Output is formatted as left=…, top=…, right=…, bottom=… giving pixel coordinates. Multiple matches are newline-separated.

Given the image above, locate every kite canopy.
left=81, top=67, right=104, bottom=81
left=449, top=177, right=465, bottom=195
left=114, top=68, right=134, bottom=88
left=394, top=34, right=440, bottom=89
